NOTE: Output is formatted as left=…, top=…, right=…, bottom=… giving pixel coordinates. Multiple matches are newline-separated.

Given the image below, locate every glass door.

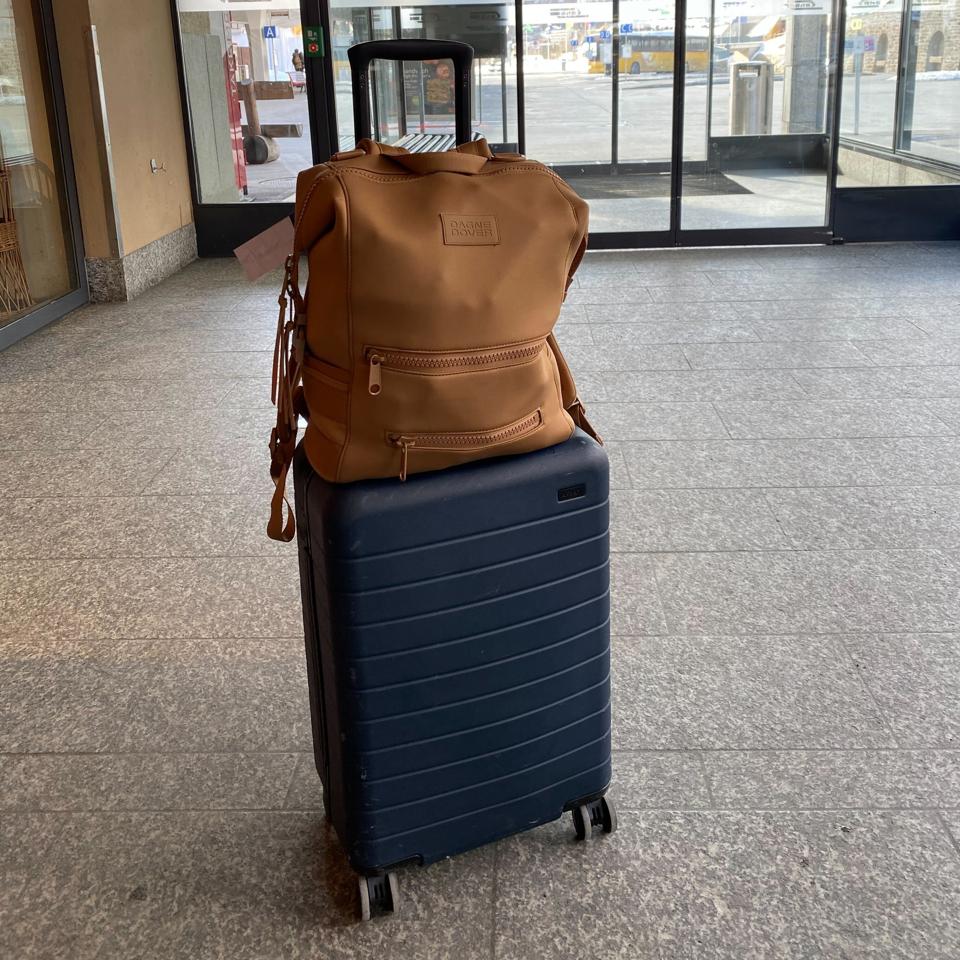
left=0, top=0, right=84, bottom=345
left=678, top=0, right=840, bottom=237
left=528, top=0, right=678, bottom=237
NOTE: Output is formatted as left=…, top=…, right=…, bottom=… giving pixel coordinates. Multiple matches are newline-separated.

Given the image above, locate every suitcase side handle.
left=347, top=40, right=473, bottom=146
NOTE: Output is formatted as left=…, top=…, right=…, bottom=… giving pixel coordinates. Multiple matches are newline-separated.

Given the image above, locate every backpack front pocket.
left=387, top=408, right=543, bottom=480
left=365, top=341, right=544, bottom=397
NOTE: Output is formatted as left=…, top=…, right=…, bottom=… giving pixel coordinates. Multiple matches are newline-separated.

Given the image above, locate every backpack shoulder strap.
left=267, top=252, right=306, bottom=541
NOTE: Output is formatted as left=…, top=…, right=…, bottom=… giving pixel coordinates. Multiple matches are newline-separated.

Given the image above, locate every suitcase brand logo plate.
left=558, top=483, right=586, bottom=502
left=440, top=213, right=500, bottom=246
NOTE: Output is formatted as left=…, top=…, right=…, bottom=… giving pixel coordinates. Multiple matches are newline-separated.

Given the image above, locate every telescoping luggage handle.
left=347, top=39, right=473, bottom=146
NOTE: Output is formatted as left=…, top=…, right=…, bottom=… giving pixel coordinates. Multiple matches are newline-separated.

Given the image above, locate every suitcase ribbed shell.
left=294, top=432, right=611, bottom=872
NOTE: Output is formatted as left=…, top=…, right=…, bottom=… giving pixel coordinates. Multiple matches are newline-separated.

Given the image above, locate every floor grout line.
left=696, top=750, right=718, bottom=809
left=4, top=746, right=960, bottom=758
left=933, top=810, right=960, bottom=862
left=2, top=805, right=959, bottom=815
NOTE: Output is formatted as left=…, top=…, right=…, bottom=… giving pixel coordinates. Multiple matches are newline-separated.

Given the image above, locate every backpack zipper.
left=366, top=341, right=543, bottom=396
left=388, top=409, right=543, bottom=481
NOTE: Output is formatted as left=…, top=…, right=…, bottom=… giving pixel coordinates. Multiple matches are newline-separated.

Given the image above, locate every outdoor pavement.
left=2, top=241, right=960, bottom=957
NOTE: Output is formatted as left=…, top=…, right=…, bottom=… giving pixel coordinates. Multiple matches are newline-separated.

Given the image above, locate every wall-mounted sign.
left=262, top=25, right=278, bottom=39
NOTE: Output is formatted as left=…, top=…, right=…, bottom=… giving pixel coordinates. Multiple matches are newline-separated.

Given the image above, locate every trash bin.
left=729, top=60, right=773, bottom=135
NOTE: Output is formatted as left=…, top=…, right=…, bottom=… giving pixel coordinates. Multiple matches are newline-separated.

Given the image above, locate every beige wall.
left=53, top=0, right=193, bottom=258
left=51, top=0, right=110, bottom=258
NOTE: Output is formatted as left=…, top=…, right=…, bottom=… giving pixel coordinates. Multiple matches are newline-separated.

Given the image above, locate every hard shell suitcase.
left=293, top=431, right=615, bottom=919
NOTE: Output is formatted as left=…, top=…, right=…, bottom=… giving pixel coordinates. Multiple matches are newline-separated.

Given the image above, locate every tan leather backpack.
left=268, top=137, right=599, bottom=541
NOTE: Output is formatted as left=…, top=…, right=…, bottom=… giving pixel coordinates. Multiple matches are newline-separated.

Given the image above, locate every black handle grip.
left=347, top=40, right=473, bottom=146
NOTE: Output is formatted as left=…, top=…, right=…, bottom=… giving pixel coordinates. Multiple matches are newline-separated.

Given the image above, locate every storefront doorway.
left=172, top=0, right=848, bottom=252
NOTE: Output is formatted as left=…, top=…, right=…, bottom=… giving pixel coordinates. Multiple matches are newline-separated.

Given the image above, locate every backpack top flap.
left=267, top=138, right=596, bottom=541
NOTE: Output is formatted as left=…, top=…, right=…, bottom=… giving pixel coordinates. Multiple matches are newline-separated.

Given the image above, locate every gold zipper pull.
left=389, top=435, right=415, bottom=481
left=368, top=353, right=383, bottom=395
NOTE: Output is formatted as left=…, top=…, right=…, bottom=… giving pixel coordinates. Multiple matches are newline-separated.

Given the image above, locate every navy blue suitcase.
left=293, top=430, right=615, bottom=919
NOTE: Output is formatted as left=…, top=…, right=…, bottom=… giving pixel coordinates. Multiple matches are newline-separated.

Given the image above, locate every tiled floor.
left=3, top=242, right=960, bottom=958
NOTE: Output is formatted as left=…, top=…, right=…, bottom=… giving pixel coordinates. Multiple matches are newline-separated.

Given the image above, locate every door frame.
left=0, top=0, right=88, bottom=351
left=170, top=0, right=338, bottom=256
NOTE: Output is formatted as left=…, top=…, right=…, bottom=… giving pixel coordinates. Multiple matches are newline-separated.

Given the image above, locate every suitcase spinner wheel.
left=359, top=872, right=401, bottom=922
left=572, top=795, right=617, bottom=842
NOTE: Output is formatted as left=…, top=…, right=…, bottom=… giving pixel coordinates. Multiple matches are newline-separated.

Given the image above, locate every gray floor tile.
left=0, top=349, right=163, bottom=383
left=590, top=401, right=729, bottom=441
left=765, top=486, right=960, bottom=550
left=652, top=551, right=960, bottom=635
left=153, top=351, right=275, bottom=380
left=283, top=753, right=324, bottom=810
left=574, top=369, right=808, bottom=402
left=0, top=753, right=299, bottom=812
left=0, top=638, right=311, bottom=753
left=494, top=810, right=960, bottom=960
left=789, top=366, right=960, bottom=399
left=623, top=438, right=879, bottom=488
left=84, top=407, right=275, bottom=449
left=609, top=554, right=668, bottom=635
left=647, top=281, right=805, bottom=304
left=0, top=378, right=236, bottom=413
left=853, top=437, right=960, bottom=484
left=144, top=440, right=274, bottom=496
left=5, top=812, right=494, bottom=960
left=0, top=496, right=249, bottom=559
left=230, top=497, right=293, bottom=556
left=591, top=320, right=759, bottom=343
left=845, top=633, right=960, bottom=748
left=910, top=315, right=960, bottom=338
left=747, top=316, right=927, bottom=342
left=943, top=813, right=960, bottom=857
left=119, top=325, right=279, bottom=356
left=562, top=342, right=690, bottom=371
left=558, top=302, right=587, bottom=322
left=856, top=340, right=960, bottom=367
left=6, top=243, right=960, bottom=957
left=704, top=749, right=960, bottom=809
left=0, top=409, right=103, bottom=448
left=683, top=341, right=873, bottom=370
left=610, top=488, right=787, bottom=552
left=612, top=635, right=891, bottom=749
left=925, top=398, right=960, bottom=432
left=0, top=813, right=67, bottom=918
left=715, top=399, right=954, bottom=439
left=218, top=378, right=276, bottom=409
left=0, top=447, right=176, bottom=498
left=565, top=284, right=654, bottom=305
left=611, top=751, right=712, bottom=809
left=600, top=441, right=633, bottom=490
left=567, top=300, right=744, bottom=323
left=0, top=556, right=301, bottom=639
left=549, top=323, right=594, bottom=344
left=732, top=296, right=948, bottom=321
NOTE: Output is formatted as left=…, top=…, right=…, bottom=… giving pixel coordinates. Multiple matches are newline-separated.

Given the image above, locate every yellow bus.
left=588, top=31, right=710, bottom=74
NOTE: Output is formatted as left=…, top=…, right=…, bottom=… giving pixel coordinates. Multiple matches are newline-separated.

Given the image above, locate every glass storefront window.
left=0, top=0, right=79, bottom=330
left=900, top=0, right=960, bottom=165
left=838, top=0, right=960, bottom=185
left=839, top=0, right=902, bottom=149
left=177, top=1, right=312, bottom=202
